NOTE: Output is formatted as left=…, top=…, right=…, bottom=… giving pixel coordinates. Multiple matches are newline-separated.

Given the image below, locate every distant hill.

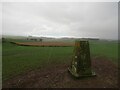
left=4, top=35, right=118, bottom=42
left=2, top=35, right=27, bottom=39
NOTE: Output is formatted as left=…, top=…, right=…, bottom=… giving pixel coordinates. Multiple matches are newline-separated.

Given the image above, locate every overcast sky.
left=2, top=2, right=118, bottom=40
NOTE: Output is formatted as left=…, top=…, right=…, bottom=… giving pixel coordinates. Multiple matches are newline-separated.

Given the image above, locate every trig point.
left=68, top=40, right=96, bottom=78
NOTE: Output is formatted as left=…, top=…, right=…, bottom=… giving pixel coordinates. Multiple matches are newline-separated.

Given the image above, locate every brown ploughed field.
left=11, top=42, right=74, bottom=47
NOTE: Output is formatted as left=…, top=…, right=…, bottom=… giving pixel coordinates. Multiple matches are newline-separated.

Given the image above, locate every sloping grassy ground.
left=0, top=42, right=2, bottom=88
left=2, top=41, right=73, bottom=81
left=2, top=40, right=118, bottom=81
left=90, top=40, right=118, bottom=63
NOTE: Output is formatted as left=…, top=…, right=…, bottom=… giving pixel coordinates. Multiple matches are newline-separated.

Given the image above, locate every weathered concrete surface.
left=68, top=40, right=96, bottom=77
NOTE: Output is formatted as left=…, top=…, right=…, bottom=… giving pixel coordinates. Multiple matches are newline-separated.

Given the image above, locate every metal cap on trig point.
left=68, top=40, right=96, bottom=78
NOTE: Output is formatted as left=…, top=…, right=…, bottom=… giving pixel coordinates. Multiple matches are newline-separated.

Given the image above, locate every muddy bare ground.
left=3, top=57, right=118, bottom=88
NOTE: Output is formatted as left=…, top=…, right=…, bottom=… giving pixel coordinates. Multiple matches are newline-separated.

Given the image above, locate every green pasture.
left=90, top=40, right=118, bottom=62
left=2, top=40, right=118, bottom=81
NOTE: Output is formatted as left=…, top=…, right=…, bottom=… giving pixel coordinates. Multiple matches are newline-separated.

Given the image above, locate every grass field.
left=2, top=39, right=118, bottom=81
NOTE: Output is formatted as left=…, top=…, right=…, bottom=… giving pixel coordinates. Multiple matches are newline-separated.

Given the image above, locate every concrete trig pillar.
left=68, top=40, right=96, bottom=78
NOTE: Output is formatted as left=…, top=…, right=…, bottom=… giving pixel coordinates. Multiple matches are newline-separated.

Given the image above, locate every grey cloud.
left=2, top=2, right=118, bottom=40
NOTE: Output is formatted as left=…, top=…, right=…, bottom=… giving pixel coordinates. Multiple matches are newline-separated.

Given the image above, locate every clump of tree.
left=30, top=38, right=37, bottom=41
left=27, top=36, right=43, bottom=42
left=39, top=39, right=42, bottom=42
left=2, top=38, right=6, bottom=43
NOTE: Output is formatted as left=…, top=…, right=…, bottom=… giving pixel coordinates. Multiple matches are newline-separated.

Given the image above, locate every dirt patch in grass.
left=2, top=57, right=118, bottom=88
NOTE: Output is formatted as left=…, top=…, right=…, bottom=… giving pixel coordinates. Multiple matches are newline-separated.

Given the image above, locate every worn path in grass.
left=3, top=57, right=118, bottom=88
